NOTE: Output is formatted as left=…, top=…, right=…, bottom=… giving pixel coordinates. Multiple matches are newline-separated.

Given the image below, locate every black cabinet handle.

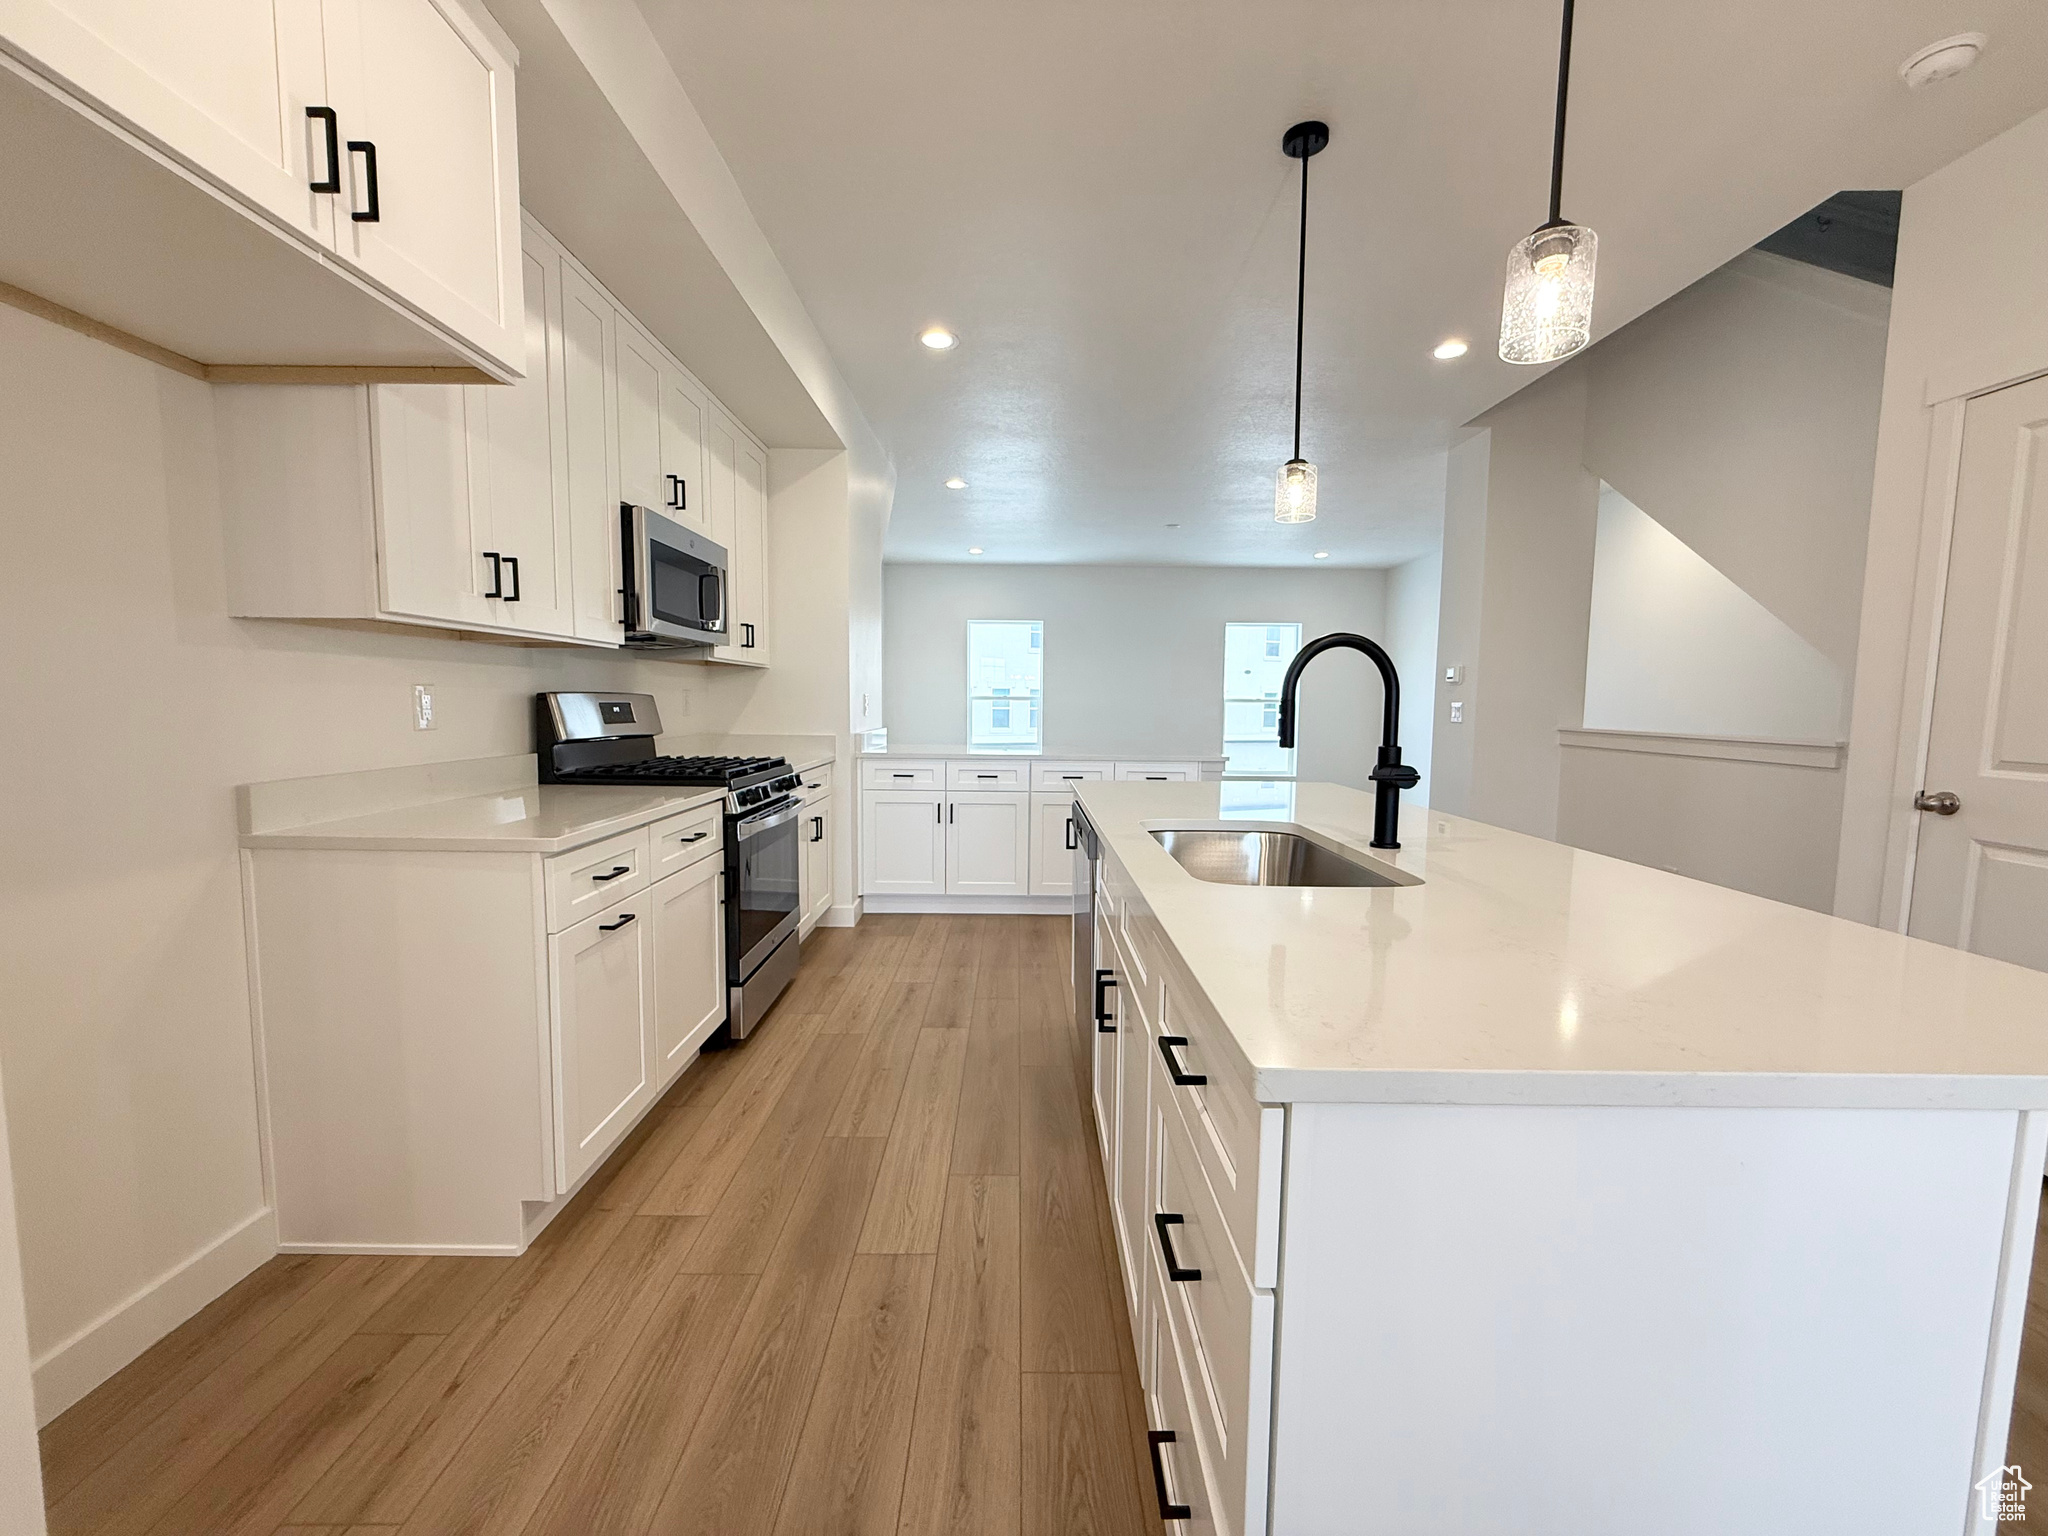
left=1158, top=1035, right=1206, bottom=1087
left=947, top=803, right=955, bottom=824
left=306, top=107, right=340, bottom=192
left=1065, top=816, right=1077, bottom=851
left=346, top=139, right=379, bottom=222
left=677, top=832, right=709, bottom=845
left=976, top=773, right=998, bottom=779
left=742, top=622, right=756, bottom=648
left=482, top=551, right=502, bottom=598
left=1093, top=969, right=1117, bottom=1032
left=597, top=912, right=637, bottom=932
left=811, top=815, right=824, bottom=843
left=894, top=773, right=915, bottom=779
left=1153, top=1213, right=1200, bottom=1282
left=1146, top=1430, right=1191, bottom=1521
left=934, top=802, right=941, bottom=824
left=666, top=473, right=684, bottom=510
left=591, top=865, right=631, bottom=883
left=502, top=554, right=520, bottom=602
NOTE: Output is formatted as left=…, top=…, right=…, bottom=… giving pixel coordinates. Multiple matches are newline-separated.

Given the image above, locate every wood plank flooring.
left=40, top=915, right=1157, bottom=1536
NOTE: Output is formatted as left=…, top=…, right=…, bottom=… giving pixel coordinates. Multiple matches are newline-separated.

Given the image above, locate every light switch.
left=1448, top=700, right=1464, bottom=724
left=1443, top=664, right=1463, bottom=684
left=413, top=684, right=436, bottom=730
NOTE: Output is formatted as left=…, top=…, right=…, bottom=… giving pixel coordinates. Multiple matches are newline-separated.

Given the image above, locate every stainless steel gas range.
left=536, top=691, right=802, bottom=1041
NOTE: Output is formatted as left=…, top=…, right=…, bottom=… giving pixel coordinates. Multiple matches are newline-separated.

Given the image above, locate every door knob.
left=1913, top=790, right=1962, bottom=816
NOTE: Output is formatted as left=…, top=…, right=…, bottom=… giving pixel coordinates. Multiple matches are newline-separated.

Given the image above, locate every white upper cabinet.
left=661, top=371, right=709, bottom=533
left=731, top=439, right=770, bottom=664
left=561, top=261, right=622, bottom=645
left=0, top=0, right=331, bottom=240
left=319, top=0, right=521, bottom=371
left=370, top=381, right=492, bottom=627
left=0, top=0, right=524, bottom=376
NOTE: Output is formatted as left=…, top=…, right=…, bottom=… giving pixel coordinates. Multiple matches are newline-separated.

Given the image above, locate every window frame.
left=1222, top=620, right=1303, bottom=778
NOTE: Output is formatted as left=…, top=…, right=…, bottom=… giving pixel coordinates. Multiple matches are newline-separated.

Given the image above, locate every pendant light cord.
left=1546, top=0, right=1575, bottom=227
left=1293, top=145, right=1308, bottom=462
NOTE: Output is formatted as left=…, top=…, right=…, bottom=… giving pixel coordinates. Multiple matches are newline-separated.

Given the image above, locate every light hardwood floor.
left=39, top=914, right=1157, bottom=1536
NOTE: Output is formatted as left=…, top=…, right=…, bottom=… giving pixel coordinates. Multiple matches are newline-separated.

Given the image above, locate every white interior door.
left=560, top=259, right=621, bottom=644
left=549, top=896, right=653, bottom=1189
left=946, top=793, right=1031, bottom=896
left=860, top=792, right=946, bottom=895
left=1908, top=374, right=2048, bottom=972
left=321, top=0, right=521, bottom=370
left=1, top=0, right=331, bottom=241
left=650, top=858, right=725, bottom=1087
left=472, top=242, right=571, bottom=636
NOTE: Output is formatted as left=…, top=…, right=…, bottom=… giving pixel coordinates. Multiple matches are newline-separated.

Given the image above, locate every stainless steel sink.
left=1149, top=827, right=1415, bottom=888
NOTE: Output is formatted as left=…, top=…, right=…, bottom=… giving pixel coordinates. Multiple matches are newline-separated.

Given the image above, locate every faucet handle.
left=1371, top=762, right=1421, bottom=789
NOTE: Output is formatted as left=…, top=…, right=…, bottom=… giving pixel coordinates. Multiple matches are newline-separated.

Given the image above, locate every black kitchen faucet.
left=1276, top=633, right=1421, bottom=849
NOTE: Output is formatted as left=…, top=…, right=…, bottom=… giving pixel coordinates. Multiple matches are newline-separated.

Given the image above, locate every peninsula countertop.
left=240, top=782, right=726, bottom=854
left=1078, top=779, right=2048, bottom=1110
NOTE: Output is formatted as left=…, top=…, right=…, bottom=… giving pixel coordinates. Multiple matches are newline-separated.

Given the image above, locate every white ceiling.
left=636, top=1, right=2048, bottom=568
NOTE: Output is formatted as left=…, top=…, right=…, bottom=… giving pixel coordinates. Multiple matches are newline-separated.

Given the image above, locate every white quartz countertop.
left=1080, top=780, right=2048, bottom=1110
left=860, top=744, right=1226, bottom=761
left=241, top=784, right=725, bottom=854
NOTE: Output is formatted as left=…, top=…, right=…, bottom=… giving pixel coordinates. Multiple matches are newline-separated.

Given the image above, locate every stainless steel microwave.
left=621, top=503, right=727, bottom=649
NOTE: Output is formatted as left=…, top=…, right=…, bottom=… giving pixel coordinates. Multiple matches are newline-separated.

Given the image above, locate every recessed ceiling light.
left=1313, top=551, right=1330, bottom=559
left=1901, top=32, right=1986, bottom=89
left=968, top=547, right=984, bottom=555
left=920, top=326, right=958, bottom=350
left=944, top=477, right=968, bottom=490
left=1433, top=338, right=1469, bottom=360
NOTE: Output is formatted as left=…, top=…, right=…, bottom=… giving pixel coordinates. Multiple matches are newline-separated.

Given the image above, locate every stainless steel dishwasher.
left=1071, top=799, right=1101, bottom=1049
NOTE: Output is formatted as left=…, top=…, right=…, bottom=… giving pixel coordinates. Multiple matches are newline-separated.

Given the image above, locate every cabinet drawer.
left=1117, top=762, right=1197, bottom=782
left=947, top=761, right=1030, bottom=791
left=649, top=803, right=723, bottom=879
left=545, top=829, right=651, bottom=932
left=1144, top=1247, right=1226, bottom=1536
left=862, top=759, right=943, bottom=790
left=1155, top=974, right=1280, bottom=1290
left=1152, top=1049, right=1274, bottom=1536
left=798, top=762, right=833, bottom=803
left=1033, top=760, right=1115, bottom=792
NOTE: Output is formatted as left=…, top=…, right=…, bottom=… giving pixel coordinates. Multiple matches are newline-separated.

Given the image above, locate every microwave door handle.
left=701, top=571, right=724, bottom=633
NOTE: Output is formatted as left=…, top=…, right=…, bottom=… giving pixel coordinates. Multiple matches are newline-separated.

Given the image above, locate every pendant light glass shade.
left=1500, top=222, right=1597, bottom=364
left=1275, top=458, right=1318, bottom=524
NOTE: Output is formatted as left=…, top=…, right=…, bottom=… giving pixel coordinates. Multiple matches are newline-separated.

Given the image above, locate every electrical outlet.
left=862, top=693, right=870, bottom=719
left=413, top=684, right=436, bottom=731
left=1448, top=700, right=1464, bottom=724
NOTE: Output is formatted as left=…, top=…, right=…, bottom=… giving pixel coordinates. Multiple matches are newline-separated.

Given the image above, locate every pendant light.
left=1276, top=119, right=1328, bottom=524
left=1500, top=0, right=1597, bottom=364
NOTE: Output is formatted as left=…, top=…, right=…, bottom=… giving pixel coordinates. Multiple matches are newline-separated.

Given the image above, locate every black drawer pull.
left=346, top=138, right=379, bottom=222
left=1153, top=1213, right=1199, bottom=1282
left=307, top=106, right=340, bottom=192
left=482, top=550, right=502, bottom=598
left=1158, top=1035, right=1207, bottom=1087
left=597, top=912, right=636, bottom=931
left=1146, top=1430, right=1191, bottom=1521
left=677, top=832, right=709, bottom=845
left=591, top=865, right=631, bottom=883
left=1093, top=969, right=1117, bottom=1032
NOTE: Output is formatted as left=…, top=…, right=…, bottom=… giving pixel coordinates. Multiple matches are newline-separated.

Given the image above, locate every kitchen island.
left=1077, top=778, right=2048, bottom=1535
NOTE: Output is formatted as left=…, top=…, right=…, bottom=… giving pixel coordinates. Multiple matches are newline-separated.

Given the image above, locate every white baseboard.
left=823, top=901, right=859, bottom=928
left=32, top=1206, right=276, bottom=1425
left=277, top=1239, right=522, bottom=1256
left=861, top=894, right=1074, bottom=915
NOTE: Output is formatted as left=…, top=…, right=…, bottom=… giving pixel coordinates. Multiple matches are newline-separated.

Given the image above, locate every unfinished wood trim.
left=0, top=283, right=493, bottom=386
left=0, top=279, right=209, bottom=379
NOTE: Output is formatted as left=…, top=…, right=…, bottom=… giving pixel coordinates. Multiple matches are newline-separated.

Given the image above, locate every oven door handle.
left=735, top=800, right=801, bottom=842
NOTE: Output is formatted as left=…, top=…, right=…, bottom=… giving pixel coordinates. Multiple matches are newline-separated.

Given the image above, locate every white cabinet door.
left=614, top=319, right=665, bottom=515
left=561, top=259, right=622, bottom=645
left=728, top=439, right=769, bottom=664
left=860, top=792, right=946, bottom=896
left=470, top=239, right=572, bottom=637
left=320, top=0, right=522, bottom=371
left=0, top=0, right=331, bottom=242
left=1092, top=940, right=1119, bottom=1174
left=660, top=371, right=708, bottom=533
left=802, top=802, right=832, bottom=930
left=650, top=856, right=725, bottom=1088
left=371, top=381, right=494, bottom=627
left=946, top=793, right=1031, bottom=897
left=548, top=894, right=653, bottom=1190
left=1115, top=958, right=1152, bottom=1315
left=1030, top=792, right=1078, bottom=897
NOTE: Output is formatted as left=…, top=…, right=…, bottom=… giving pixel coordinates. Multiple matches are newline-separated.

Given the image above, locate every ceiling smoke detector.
left=1900, top=33, right=1986, bottom=90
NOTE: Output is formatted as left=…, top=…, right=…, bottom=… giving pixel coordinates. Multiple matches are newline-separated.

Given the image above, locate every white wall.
left=1838, top=105, right=2048, bottom=927
left=1431, top=247, right=1887, bottom=910
left=882, top=564, right=1391, bottom=789
left=1584, top=485, right=1844, bottom=740
left=0, top=1071, right=47, bottom=1534
left=1384, top=550, right=1441, bottom=803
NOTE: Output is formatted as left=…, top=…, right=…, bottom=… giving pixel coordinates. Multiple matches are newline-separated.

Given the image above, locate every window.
left=1223, top=622, right=1302, bottom=776
left=969, top=620, right=1044, bottom=750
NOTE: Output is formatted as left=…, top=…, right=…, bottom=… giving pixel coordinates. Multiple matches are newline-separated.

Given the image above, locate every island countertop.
left=1077, top=779, right=2048, bottom=1110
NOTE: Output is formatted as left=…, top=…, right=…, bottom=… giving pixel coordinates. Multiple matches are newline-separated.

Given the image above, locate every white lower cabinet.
left=946, top=792, right=1032, bottom=896
left=549, top=892, right=654, bottom=1190
left=861, top=790, right=947, bottom=895
left=1030, top=791, right=1079, bottom=897
left=650, top=852, right=725, bottom=1088
left=801, top=801, right=832, bottom=933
